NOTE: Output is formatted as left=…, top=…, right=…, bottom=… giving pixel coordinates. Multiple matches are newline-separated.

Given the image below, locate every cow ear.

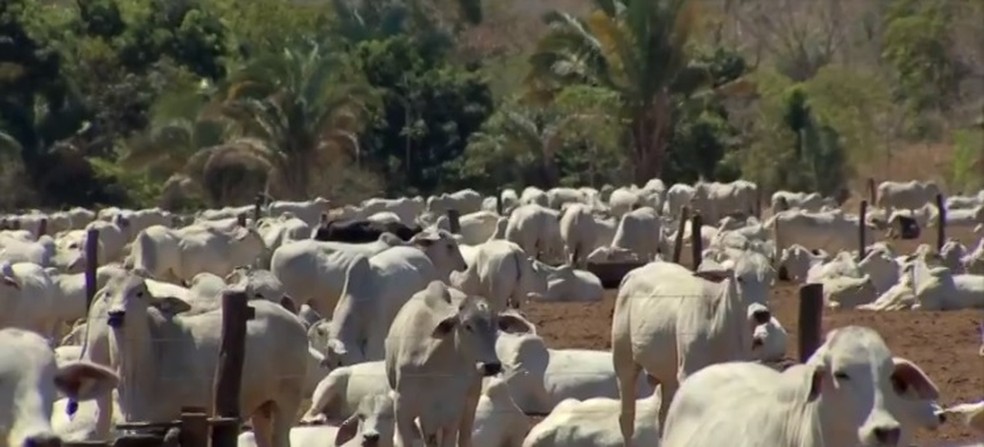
left=280, top=295, right=298, bottom=314
left=806, top=364, right=825, bottom=402
left=1, top=274, right=19, bottom=290
left=334, top=413, right=360, bottom=446
left=891, top=357, right=939, bottom=400
left=54, top=361, right=119, bottom=401
left=692, top=269, right=733, bottom=283
left=151, top=296, right=192, bottom=316
left=432, top=315, right=457, bottom=338
left=498, top=310, right=536, bottom=335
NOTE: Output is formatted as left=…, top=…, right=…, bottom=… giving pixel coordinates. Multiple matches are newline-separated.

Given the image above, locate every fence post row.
left=253, top=194, right=264, bottom=224
left=495, top=190, right=504, bottom=216
left=672, top=206, right=690, bottom=264
left=37, top=217, right=48, bottom=239
left=935, top=193, right=946, bottom=252
left=690, top=212, right=703, bottom=271
left=798, top=283, right=824, bottom=363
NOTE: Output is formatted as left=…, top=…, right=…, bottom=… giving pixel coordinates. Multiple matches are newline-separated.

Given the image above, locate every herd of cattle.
left=1, top=178, right=983, bottom=447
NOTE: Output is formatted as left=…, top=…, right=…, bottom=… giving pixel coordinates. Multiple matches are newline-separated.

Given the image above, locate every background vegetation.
left=1, top=0, right=982, bottom=210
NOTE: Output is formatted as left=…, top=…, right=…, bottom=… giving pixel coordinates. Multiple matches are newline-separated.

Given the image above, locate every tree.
left=216, top=39, right=377, bottom=200
left=355, top=35, right=493, bottom=195
left=526, top=0, right=701, bottom=184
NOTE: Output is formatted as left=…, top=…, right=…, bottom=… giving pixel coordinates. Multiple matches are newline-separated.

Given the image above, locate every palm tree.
left=216, top=39, right=378, bottom=199
left=526, top=0, right=699, bottom=184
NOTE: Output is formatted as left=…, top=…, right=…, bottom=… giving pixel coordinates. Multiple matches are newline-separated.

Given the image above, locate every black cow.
left=312, top=218, right=423, bottom=243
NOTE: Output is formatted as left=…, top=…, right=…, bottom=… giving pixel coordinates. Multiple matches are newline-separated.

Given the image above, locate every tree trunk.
left=630, top=92, right=671, bottom=185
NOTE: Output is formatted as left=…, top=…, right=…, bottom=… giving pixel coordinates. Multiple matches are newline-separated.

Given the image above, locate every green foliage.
left=355, top=35, right=493, bottom=195
left=882, top=0, right=960, bottom=116
left=950, top=128, right=984, bottom=192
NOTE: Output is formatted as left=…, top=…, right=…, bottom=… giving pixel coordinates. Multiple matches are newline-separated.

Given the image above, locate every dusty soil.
left=523, top=282, right=984, bottom=444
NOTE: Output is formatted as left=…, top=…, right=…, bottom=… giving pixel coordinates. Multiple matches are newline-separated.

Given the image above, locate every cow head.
left=411, top=230, right=467, bottom=280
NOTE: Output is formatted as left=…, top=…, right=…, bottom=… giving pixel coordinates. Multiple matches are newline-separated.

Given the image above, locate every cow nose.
left=751, top=338, right=764, bottom=348
left=107, top=310, right=125, bottom=328
left=363, top=431, right=380, bottom=441
left=24, top=434, right=61, bottom=447
left=936, top=411, right=947, bottom=424
left=482, top=362, right=502, bottom=376
left=873, top=426, right=901, bottom=445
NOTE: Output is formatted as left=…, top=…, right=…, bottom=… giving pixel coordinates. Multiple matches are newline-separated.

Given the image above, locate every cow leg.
left=250, top=404, right=274, bottom=447
left=394, top=396, right=419, bottom=447
left=440, top=426, right=458, bottom=447
left=613, top=352, right=641, bottom=446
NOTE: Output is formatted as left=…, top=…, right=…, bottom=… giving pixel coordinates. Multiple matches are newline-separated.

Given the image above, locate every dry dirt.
left=523, top=223, right=984, bottom=446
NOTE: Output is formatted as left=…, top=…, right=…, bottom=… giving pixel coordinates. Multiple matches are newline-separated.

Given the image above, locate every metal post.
left=212, top=290, right=254, bottom=447
left=935, top=193, right=946, bottom=252
left=84, top=229, right=99, bottom=311
left=672, top=206, right=690, bottom=264
left=235, top=213, right=247, bottom=227
left=690, top=213, right=703, bottom=271
left=859, top=200, right=868, bottom=260
left=447, top=209, right=461, bottom=234
left=798, top=283, right=824, bottom=363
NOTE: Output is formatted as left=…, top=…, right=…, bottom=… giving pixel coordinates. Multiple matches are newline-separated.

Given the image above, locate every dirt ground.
left=523, top=212, right=984, bottom=447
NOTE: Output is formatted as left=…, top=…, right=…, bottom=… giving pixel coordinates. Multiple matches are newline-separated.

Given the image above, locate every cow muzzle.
left=481, top=362, right=502, bottom=376
left=107, top=310, right=126, bottom=328
left=362, top=431, right=380, bottom=446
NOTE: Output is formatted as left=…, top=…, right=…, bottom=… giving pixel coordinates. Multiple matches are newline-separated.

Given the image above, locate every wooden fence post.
left=253, top=194, right=264, bottom=223
left=495, top=191, right=504, bottom=215
left=447, top=209, right=461, bottom=234
left=858, top=200, right=868, bottom=260
left=690, top=213, right=703, bottom=271
left=236, top=213, right=247, bottom=227
left=867, top=178, right=876, bottom=204
left=935, top=193, right=946, bottom=252
left=36, top=218, right=47, bottom=239
left=672, top=206, right=690, bottom=264
left=84, top=228, right=99, bottom=311
left=798, top=283, right=824, bottom=363
left=179, top=406, right=208, bottom=447
left=212, top=290, right=254, bottom=447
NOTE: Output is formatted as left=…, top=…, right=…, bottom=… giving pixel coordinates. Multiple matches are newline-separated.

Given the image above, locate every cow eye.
left=464, top=324, right=473, bottom=332
left=834, top=371, right=850, bottom=381
left=254, top=293, right=264, bottom=300
left=135, top=291, right=144, bottom=298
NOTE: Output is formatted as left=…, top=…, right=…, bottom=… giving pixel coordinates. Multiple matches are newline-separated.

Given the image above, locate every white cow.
left=0, top=262, right=59, bottom=338
left=777, top=244, right=829, bottom=282
left=964, top=238, right=984, bottom=274
left=0, top=328, right=119, bottom=447
left=546, top=187, right=586, bottom=211
left=243, top=393, right=396, bottom=447
left=522, top=387, right=661, bottom=447
left=559, top=204, right=611, bottom=268
left=81, top=272, right=308, bottom=447
left=450, top=240, right=547, bottom=311
left=129, top=223, right=266, bottom=284
left=771, top=191, right=836, bottom=214
left=607, top=188, right=641, bottom=219
left=266, top=197, right=331, bottom=227
left=494, top=330, right=654, bottom=415
left=432, top=211, right=502, bottom=246
left=270, top=234, right=404, bottom=317
left=691, top=180, right=758, bottom=223
left=612, top=261, right=759, bottom=438
left=427, top=189, right=483, bottom=216
left=324, top=245, right=446, bottom=366
left=610, top=207, right=662, bottom=262
left=876, top=180, right=941, bottom=211
left=822, top=275, right=878, bottom=309
left=472, top=375, right=532, bottom=447
left=301, top=360, right=390, bottom=424
left=385, top=281, right=529, bottom=447
left=520, top=187, right=549, bottom=208
left=361, top=197, right=425, bottom=227
left=663, top=183, right=695, bottom=218
left=942, top=400, right=984, bottom=435
left=257, top=213, right=312, bottom=259
left=769, top=209, right=878, bottom=254
left=82, top=217, right=133, bottom=264
left=747, top=302, right=788, bottom=363
left=659, top=326, right=942, bottom=447
left=528, top=261, right=604, bottom=303
left=505, top=205, right=564, bottom=264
